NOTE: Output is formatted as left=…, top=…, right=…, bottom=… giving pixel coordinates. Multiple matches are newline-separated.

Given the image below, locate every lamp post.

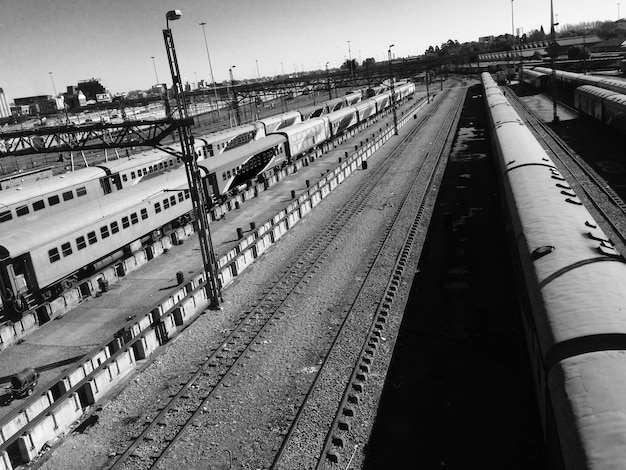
left=255, top=59, right=260, bottom=80
left=199, top=22, right=221, bottom=119
left=163, top=9, right=221, bottom=308
left=229, top=65, right=241, bottom=126
left=150, top=56, right=159, bottom=85
left=550, top=0, right=559, bottom=123
left=511, top=0, right=516, bottom=78
left=347, top=40, right=354, bottom=79
left=325, top=62, right=332, bottom=100
left=388, top=44, right=398, bottom=135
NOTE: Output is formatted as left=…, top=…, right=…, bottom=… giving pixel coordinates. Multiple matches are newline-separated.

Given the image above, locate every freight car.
left=530, top=66, right=626, bottom=95
left=574, top=85, right=626, bottom=134
left=483, top=71, right=626, bottom=469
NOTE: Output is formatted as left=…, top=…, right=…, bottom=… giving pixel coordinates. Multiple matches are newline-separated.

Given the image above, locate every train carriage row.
left=0, top=83, right=414, bottom=229
left=0, top=81, right=416, bottom=317
left=483, top=71, right=626, bottom=469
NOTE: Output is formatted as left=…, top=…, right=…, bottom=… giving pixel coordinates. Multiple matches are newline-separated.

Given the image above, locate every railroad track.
left=104, top=96, right=445, bottom=470
left=270, top=85, right=466, bottom=470
left=505, top=88, right=626, bottom=248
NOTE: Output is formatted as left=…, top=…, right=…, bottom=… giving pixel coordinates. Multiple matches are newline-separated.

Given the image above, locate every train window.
left=141, top=208, right=148, bottom=220
left=76, top=236, right=86, bottom=250
left=87, top=231, right=97, bottom=245
left=16, top=205, right=29, bottom=217
left=142, top=168, right=147, bottom=176
left=122, top=216, right=130, bottom=229
left=0, top=211, right=13, bottom=223
left=131, top=213, right=138, bottom=224
left=33, top=200, right=45, bottom=211
left=155, top=202, right=161, bottom=213
left=61, top=242, right=72, bottom=257
left=163, top=198, right=170, bottom=209
left=122, top=175, right=128, bottom=182
left=149, top=166, right=154, bottom=174
left=184, top=190, right=190, bottom=199
left=48, top=195, right=60, bottom=206
left=63, top=191, right=74, bottom=201
left=169, top=196, right=176, bottom=206
left=48, top=248, right=60, bottom=263
left=159, top=163, right=164, bottom=170
left=76, top=187, right=87, bottom=197
left=131, top=171, right=136, bottom=179
left=178, top=192, right=184, bottom=203
left=100, top=226, right=110, bottom=239
left=111, top=221, right=119, bottom=234
left=222, top=172, right=226, bottom=181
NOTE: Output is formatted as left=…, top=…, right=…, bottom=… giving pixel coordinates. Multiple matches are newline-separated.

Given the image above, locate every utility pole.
left=388, top=44, right=398, bottom=135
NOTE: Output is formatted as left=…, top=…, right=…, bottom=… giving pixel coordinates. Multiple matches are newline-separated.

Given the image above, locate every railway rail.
left=271, top=83, right=465, bottom=470
left=505, top=87, right=626, bottom=250
left=105, top=88, right=451, bottom=470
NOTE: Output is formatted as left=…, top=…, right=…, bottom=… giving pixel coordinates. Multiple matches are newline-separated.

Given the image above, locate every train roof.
left=268, top=117, right=328, bottom=138
left=198, top=134, right=286, bottom=173
left=195, top=122, right=263, bottom=145
left=576, top=85, right=620, bottom=99
left=95, top=149, right=180, bottom=172
left=0, top=169, right=189, bottom=257
left=0, top=167, right=106, bottom=208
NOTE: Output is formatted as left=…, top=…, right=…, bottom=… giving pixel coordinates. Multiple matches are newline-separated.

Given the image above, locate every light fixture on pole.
left=388, top=44, right=398, bottom=135
left=550, top=0, right=559, bottom=123
left=163, top=9, right=221, bottom=308
left=229, top=65, right=241, bottom=126
left=348, top=40, right=354, bottom=79
left=199, top=22, right=221, bottom=118
left=325, top=62, right=332, bottom=100
left=150, top=56, right=160, bottom=85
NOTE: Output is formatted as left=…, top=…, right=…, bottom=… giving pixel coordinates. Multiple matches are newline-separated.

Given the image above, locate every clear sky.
left=0, top=0, right=619, bottom=103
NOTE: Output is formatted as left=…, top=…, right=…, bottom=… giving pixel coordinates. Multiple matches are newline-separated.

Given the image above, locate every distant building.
left=10, top=95, right=57, bottom=116
left=0, top=88, right=9, bottom=118
left=77, top=78, right=107, bottom=101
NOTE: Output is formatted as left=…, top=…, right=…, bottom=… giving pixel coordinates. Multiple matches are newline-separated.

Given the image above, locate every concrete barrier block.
left=135, top=313, right=152, bottom=333
left=134, top=250, right=147, bottom=267
left=17, top=393, right=83, bottom=462
left=0, top=412, right=29, bottom=446
left=0, top=323, right=15, bottom=351
left=218, top=265, right=233, bottom=288
left=102, top=267, right=116, bottom=284
left=62, top=289, right=81, bottom=312
left=133, top=329, right=159, bottom=360
left=161, top=236, right=172, bottom=251
left=24, top=393, right=54, bottom=421
left=88, top=348, right=110, bottom=370
left=191, top=289, right=207, bottom=309
left=0, top=450, right=12, bottom=470
left=160, top=296, right=175, bottom=315
left=64, top=365, right=88, bottom=391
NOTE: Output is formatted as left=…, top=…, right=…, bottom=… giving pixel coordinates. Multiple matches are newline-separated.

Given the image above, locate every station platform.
left=0, top=93, right=429, bottom=418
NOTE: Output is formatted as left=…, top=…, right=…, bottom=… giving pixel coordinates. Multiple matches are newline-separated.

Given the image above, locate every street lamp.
left=199, top=22, right=221, bottom=118
left=347, top=40, right=354, bottom=79
left=163, top=9, right=221, bottom=308
left=550, top=0, right=559, bottom=123
left=228, top=65, right=241, bottom=126
left=388, top=44, right=398, bottom=135
left=150, top=56, right=159, bottom=85
left=325, top=62, right=332, bottom=100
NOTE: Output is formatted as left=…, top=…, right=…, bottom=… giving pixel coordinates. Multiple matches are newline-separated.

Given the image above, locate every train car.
left=354, top=99, right=377, bottom=122
left=269, top=117, right=330, bottom=160
left=574, top=85, right=615, bottom=121
left=344, top=91, right=362, bottom=105
left=0, top=170, right=192, bottom=314
left=198, top=122, right=265, bottom=157
left=0, top=166, right=55, bottom=190
left=373, top=91, right=392, bottom=112
left=324, top=97, right=346, bottom=113
left=257, top=110, right=302, bottom=134
left=574, top=85, right=626, bottom=134
left=483, top=71, right=626, bottom=469
left=0, top=167, right=109, bottom=229
left=296, top=103, right=327, bottom=120
left=531, top=66, right=626, bottom=95
left=520, top=69, right=549, bottom=90
left=198, top=134, right=288, bottom=198
left=325, top=107, right=359, bottom=138
left=95, top=149, right=183, bottom=188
